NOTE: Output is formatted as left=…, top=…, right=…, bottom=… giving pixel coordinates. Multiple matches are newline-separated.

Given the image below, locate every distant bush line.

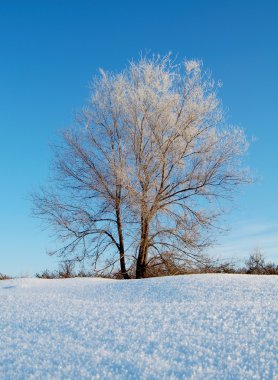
left=35, top=251, right=278, bottom=279
left=0, top=273, right=12, bottom=280
left=1, top=251, right=277, bottom=280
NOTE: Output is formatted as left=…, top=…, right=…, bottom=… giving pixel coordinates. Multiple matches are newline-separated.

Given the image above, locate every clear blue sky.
left=1, top=0, right=277, bottom=275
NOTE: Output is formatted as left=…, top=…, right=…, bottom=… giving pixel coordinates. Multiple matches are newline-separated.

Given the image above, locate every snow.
left=0, top=275, right=277, bottom=379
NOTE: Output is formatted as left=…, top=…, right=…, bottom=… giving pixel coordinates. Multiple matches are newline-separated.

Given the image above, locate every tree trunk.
left=136, top=221, right=149, bottom=279
left=115, top=202, right=130, bottom=279
left=136, top=251, right=148, bottom=278
left=119, top=248, right=129, bottom=279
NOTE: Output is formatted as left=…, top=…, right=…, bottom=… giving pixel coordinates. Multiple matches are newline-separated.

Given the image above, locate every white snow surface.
left=0, top=274, right=277, bottom=379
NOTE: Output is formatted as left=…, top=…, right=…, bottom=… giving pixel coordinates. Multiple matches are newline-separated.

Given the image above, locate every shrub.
left=36, top=262, right=95, bottom=279
left=0, top=273, right=11, bottom=280
left=245, top=249, right=278, bottom=275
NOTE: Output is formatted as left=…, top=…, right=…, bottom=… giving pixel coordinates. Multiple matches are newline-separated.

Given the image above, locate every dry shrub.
left=245, top=249, right=278, bottom=275
left=0, top=273, right=11, bottom=280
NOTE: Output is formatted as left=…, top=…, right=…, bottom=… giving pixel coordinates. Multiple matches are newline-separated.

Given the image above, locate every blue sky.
left=1, top=0, right=277, bottom=275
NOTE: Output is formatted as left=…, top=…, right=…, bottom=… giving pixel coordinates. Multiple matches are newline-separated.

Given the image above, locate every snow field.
left=0, top=274, right=277, bottom=379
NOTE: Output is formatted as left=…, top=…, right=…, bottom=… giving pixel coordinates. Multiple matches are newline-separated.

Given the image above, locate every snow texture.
left=0, top=274, right=277, bottom=379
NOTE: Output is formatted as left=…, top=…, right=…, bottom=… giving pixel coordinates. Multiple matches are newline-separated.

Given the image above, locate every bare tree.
left=245, top=248, right=266, bottom=274
left=33, top=54, right=250, bottom=279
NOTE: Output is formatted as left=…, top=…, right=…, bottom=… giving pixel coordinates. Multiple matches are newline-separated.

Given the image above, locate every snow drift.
left=0, top=274, right=277, bottom=379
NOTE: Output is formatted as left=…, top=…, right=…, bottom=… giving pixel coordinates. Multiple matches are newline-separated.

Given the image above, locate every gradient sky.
left=1, top=0, right=277, bottom=276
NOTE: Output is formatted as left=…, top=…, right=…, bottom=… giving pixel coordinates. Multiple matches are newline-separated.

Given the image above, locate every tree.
left=33, top=54, right=250, bottom=279
left=245, top=248, right=265, bottom=274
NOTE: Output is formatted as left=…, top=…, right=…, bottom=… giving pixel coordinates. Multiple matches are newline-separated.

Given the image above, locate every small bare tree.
left=245, top=248, right=266, bottom=274
left=33, top=54, right=250, bottom=279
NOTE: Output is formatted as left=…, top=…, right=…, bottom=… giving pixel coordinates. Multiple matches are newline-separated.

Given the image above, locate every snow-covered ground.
left=0, top=275, right=277, bottom=380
